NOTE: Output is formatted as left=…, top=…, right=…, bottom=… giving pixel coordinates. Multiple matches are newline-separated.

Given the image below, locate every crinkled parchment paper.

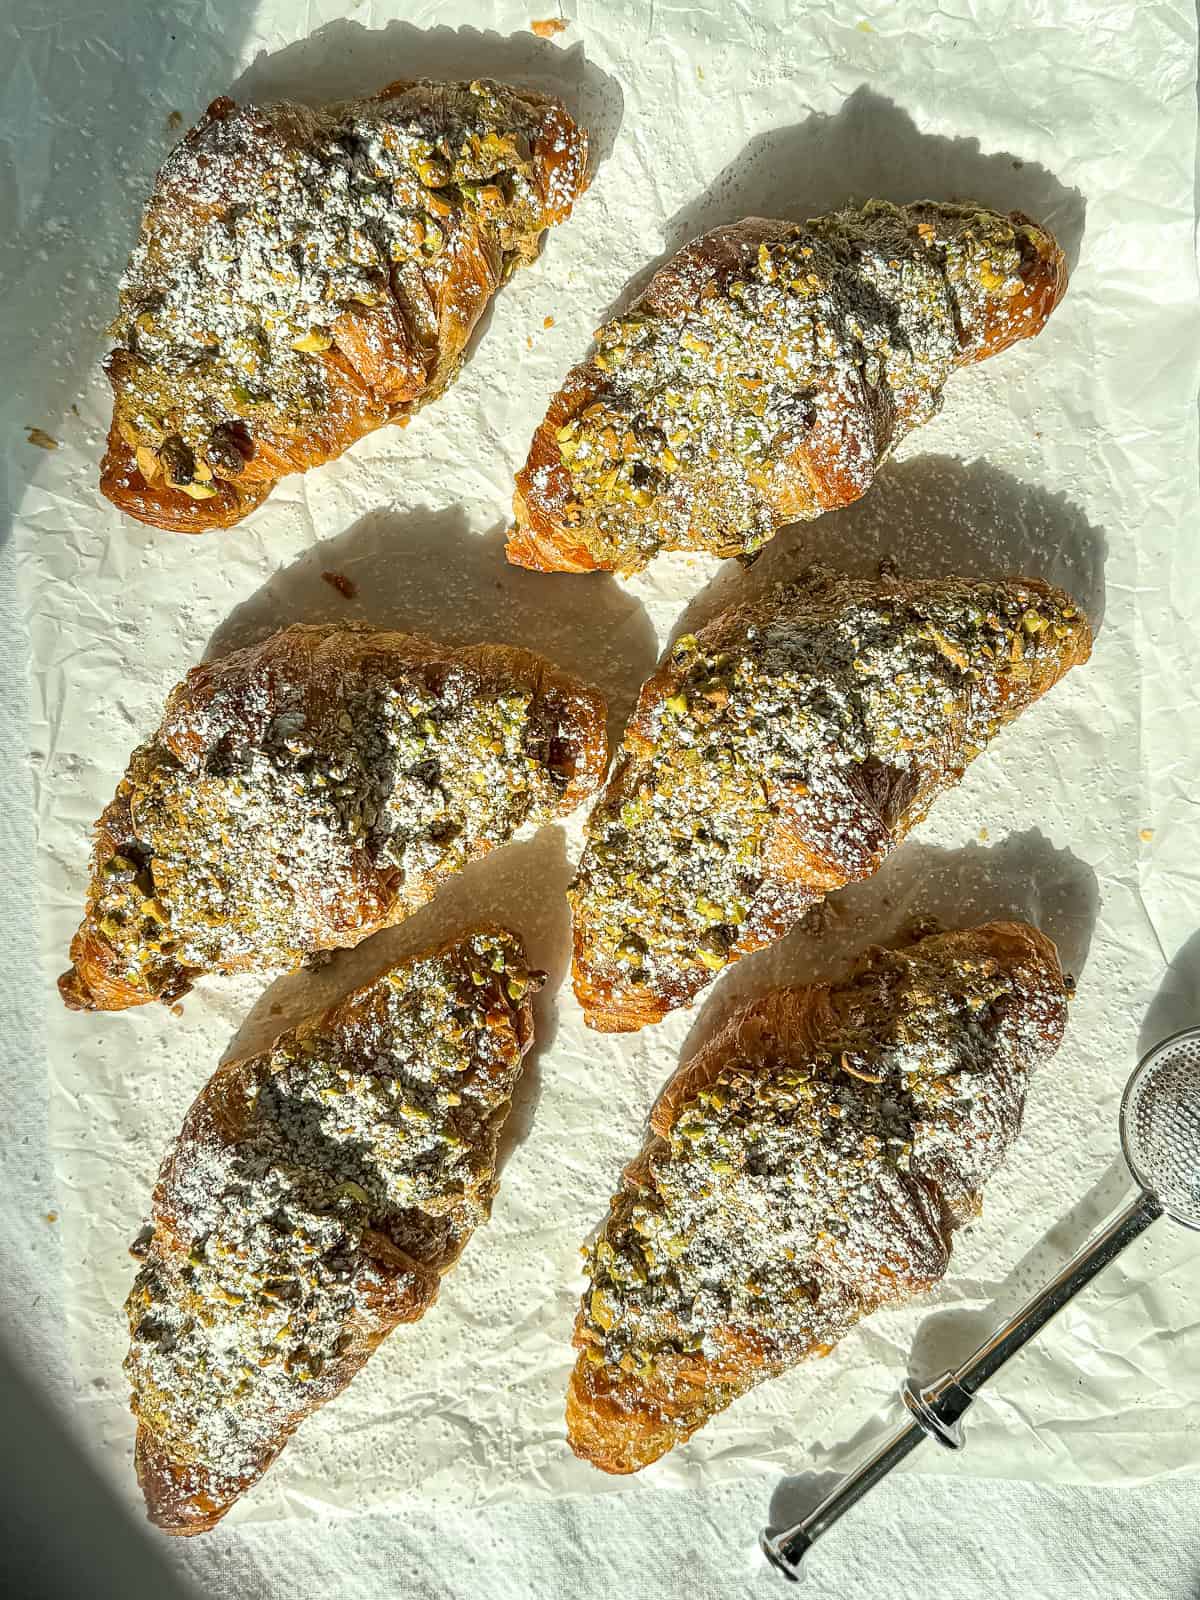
left=8, top=0, right=1200, bottom=1529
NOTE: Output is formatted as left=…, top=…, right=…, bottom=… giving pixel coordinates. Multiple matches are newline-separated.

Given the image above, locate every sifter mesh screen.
left=1120, top=1030, right=1200, bottom=1230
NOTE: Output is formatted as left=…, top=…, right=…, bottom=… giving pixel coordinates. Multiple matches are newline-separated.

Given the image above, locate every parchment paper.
left=9, top=0, right=1200, bottom=1530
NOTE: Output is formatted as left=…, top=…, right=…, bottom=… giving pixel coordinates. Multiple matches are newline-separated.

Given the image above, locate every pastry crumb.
left=321, top=569, right=358, bottom=600
left=45, top=1211, right=58, bottom=1224
left=1139, top=827, right=1154, bottom=842
left=531, top=17, right=568, bottom=37
left=129, top=1224, right=155, bottom=1258
left=26, top=427, right=58, bottom=450
left=166, top=110, right=183, bottom=131
left=544, top=315, right=555, bottom=329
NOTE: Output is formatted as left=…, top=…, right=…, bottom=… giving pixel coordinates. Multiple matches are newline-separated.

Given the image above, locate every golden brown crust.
left=127, top=926, right=537, bottom=1533
left=102, top=81, right=588, bottom=533
left=570, top=569, right=1091, bottom=1033
left=509, top=202, right=1066, bottom=575
left=568, top=921, right=1067, bottom=1473
left=61, top=624, right=607, bottom=1011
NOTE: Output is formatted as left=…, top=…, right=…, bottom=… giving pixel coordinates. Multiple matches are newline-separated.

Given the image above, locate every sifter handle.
left=760, top=1412, right=928, bottom=1580
left=761, top=1187, right=1163, bottom=1580
left=946, top=1188, right=1162, bottom=1401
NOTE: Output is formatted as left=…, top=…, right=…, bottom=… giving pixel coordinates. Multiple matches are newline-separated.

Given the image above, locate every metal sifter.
left=761, top=1026, right=1200, bottom=1580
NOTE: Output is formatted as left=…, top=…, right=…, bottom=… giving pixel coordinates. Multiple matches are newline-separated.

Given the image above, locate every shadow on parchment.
left=663, top=453, right=1107, bottom=650
left=218, top=826, right=573, bottom=1176
left=601, top=84, right=1086, bottom=323
left=0, top=1334, right=194, bottom=1599
left=204, top=503, right=657, bottom=753
left=677, top=829, right=1100, bottom=1076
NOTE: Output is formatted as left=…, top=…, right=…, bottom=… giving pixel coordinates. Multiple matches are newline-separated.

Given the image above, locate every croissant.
left=61, top=624, right=606, bottom=1012
left=570, top=567, right=1090, bottom=1032
left=101, top=80, right=588, bottom=532
left=126, top=927, right=537, bottom=1533
left=508, top=200, right=1065, bottom=574
left=567, top=920, right=1067, bottom=1473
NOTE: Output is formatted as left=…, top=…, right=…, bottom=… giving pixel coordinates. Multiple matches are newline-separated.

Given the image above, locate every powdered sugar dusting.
left=22, top=0, right=1195, bottom=1521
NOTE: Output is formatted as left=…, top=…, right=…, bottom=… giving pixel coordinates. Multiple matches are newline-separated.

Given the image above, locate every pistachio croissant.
left=61, top=624, right=606, bottom=1011
left=568, top=920, right=1068, bottom=1473
left=102, top=79, right=588, bottom=532
left=509, top=200, right=1065, bottom=574
left=127, top=928, right=537, bottom=1533
left=570, top=567, right=1090, bottom=1032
